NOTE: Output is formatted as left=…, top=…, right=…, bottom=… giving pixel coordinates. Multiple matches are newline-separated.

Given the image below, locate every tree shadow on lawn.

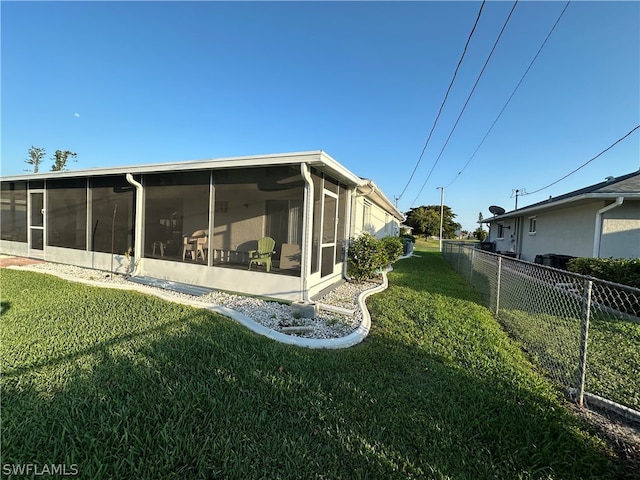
left=0, top=301, right=10, bottom=316
left=1, top=310, right=632, bottom=480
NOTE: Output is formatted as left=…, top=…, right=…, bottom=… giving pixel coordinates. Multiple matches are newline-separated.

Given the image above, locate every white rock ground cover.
left=16, top=262, right=381, bottom=340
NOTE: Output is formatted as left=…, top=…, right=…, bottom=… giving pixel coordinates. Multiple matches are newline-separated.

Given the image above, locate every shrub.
left=379, top=236, right=404, bottom=264
left=347, top=233, right=387, bottom=282
left=567, top=257, right=640, bottom=289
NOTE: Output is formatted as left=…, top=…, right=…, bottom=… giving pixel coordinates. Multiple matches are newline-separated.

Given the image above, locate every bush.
left=347, top=233, right=387, bottom=282
left=379, top=236, right=404, bottom=264
left=567, top=257, right=640, bottom=289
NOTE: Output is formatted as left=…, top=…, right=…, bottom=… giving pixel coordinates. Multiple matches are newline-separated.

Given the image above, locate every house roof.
left=2, top=150, right=405, bottom=220
left=482, top=169, right=640, bottom=222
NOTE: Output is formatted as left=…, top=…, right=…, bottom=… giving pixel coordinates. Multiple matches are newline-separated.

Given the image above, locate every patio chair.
left=248, top=237, right=276, bottom=272
left=183, top=229, right=208, bottom=262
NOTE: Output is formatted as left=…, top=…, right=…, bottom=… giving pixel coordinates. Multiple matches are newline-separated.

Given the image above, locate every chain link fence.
left=443, top=241, right=640, bottom=421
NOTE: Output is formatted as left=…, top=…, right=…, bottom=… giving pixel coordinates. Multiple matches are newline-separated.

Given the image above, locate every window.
left=497, top=223, right=504, bottom=239
left=90, top=177, right=135, bottom=254
left=529, top=217, right=537, bottom=234
left=363, top=201, right=372, bottom=233
left=143, top=171, right=210, bottom=261
left=321, top=192, right=338, bottom=278
left=214, top=166, right=304, bottom=274
left=335, top=185, right=347, bottom=265
left=47, top=178, right=87, bottom=250
left=1, top=181, right=27, bottom=242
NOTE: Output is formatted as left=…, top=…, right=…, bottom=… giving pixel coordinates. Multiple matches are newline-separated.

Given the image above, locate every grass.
left=0, top=252, right=633, bottom=479
left=459, top=255, right=640, bottom=411
left=497, top=307, right=640, bottom=411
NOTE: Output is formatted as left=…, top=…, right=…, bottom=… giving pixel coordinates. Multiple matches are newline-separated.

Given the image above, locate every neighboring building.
left=1, top=151, right=403, bottom=301
left=481, top=170, right=640, bottom=262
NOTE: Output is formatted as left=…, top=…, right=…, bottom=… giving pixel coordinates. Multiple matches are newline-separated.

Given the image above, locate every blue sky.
left=2, top=1, right=638, bottom=231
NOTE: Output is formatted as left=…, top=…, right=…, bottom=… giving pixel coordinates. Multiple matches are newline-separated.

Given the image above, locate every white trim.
left=27, top=189, right=45, bottom=258
left=300, top=163, right=314, bottom=301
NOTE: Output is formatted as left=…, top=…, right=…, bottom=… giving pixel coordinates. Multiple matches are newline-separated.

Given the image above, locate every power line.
left=522, top=125, right=640, bottom=196
left=410, top=0, right=519, bottom=207
left=396, top=0, right=486, bottom=201
left=446, top=1, right=571, bottom=189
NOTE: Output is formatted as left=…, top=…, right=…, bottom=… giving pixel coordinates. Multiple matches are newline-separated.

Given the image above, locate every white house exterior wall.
left=487, top=219, right=518, bottom=253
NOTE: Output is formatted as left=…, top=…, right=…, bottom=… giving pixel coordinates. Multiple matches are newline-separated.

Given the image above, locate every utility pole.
left=438, top=187, right=444, bottom=252
left=515, top=189, right=519, bottom=210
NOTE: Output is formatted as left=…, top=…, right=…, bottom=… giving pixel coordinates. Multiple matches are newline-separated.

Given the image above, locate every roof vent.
left=605, top=176, right=615, bottom=182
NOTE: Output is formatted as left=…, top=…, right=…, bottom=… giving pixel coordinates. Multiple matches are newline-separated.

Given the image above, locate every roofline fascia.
left=3, top=149, right=406, bottom=217
left=481, top=192, right=640, bottom=223
left=1, top=150, right=355, bottom=183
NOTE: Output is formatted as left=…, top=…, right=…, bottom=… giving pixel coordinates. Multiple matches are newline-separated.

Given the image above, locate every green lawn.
left=497, top=306, right=640, bottom=412
left=0, top=251, right=632, bottom=479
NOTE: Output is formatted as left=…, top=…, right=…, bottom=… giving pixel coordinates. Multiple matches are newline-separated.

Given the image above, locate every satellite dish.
left=489, top=205, right=506, bottom=215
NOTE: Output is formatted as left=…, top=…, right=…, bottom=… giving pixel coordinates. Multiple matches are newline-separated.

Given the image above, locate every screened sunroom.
left=1, top=152, right=402, bottom=301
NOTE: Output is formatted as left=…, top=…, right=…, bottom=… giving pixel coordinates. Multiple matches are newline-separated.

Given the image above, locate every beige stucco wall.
left=351, top=195, right=399, bottom=239
left=488, top=199, right=639, bottom=262
left=600, top=201, right=640, bottom=259
left=518, top=202, right=599, bottom=262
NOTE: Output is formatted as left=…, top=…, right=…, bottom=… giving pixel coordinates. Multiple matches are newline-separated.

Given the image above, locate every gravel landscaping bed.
left=16, top=262, right=380, bottom=340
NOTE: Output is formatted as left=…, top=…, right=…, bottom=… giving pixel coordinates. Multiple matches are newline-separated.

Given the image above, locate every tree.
left=25, top=146, right=46, bottom=173
left=404, top=205, right=461, bottom=239
left=474, top=211, right=488, bottom=241
left=50, top=150, right=77, bottom=171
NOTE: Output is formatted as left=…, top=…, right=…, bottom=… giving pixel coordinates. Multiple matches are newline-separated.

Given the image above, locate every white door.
left=28, top=191, right=45, bottom=258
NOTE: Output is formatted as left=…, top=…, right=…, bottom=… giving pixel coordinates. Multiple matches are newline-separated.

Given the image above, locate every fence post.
left=469, top=247, right=474, bottom=284
left=495, top=255, right=502, bottom=315
left=457, top=243, right=462, bottom=272
left=577, top=279, right=593, bottom=407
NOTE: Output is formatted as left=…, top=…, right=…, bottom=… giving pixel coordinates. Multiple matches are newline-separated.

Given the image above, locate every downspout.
left=300, top=163, right=314, bottom=301
left=592, top=197, right=624, bottom=258
left=125, top=173, right=144, bottom=274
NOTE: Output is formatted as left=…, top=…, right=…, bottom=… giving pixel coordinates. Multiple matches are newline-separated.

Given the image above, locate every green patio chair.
left=248, top=237, right=276, bottom=272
